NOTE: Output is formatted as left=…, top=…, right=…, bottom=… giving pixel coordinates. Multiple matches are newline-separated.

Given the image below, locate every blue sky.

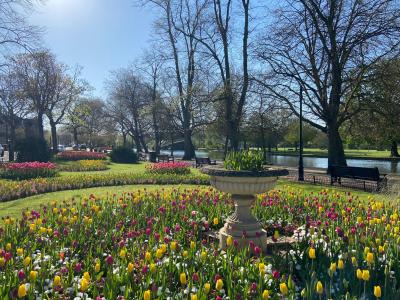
left=29, top=0, right=155, bottom=97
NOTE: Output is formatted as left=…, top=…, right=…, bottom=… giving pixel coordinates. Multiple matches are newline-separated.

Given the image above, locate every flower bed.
left=146, top=162, right=191, bottom=175
left=0, top=162, right=58, bottom=180
left=0, top=172, right=209, bottom=202
left=59, top=160, right=109, bottom=172
left=0, top=187, right=399, bottom=299
left=56, top=151, right=107, bottom=161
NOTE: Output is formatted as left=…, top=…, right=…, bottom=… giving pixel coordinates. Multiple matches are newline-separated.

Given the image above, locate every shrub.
left=59, top=160, right=109, bottom=172
left=110, top=147, right=138, bottom=163
left=15, top=137, right=51, bottom=162
left=57, top=151, right=107, bottom=161
left=224, top=150, right=264, bottom=171
left=0, top=161, right=58, bottom=180
left=146, top=162, right=191, bottom=175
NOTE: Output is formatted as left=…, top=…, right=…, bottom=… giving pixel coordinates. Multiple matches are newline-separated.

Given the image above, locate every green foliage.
left=224, top=150, right=264, bottom=171
left=15, top=137, right=52, bottom=162
left=110, top=147, right=138, bottom=164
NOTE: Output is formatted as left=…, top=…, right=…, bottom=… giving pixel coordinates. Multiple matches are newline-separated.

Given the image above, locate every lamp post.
left=298, top=86, right=304, bottom=181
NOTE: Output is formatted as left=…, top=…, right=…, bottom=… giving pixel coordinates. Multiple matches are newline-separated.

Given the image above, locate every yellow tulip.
left=145, top=251, right=152, bottom=261
left=128, top=262, right=134, bottom=273
left=366, top=252, right=374, bottom=265
left=171, top=242, right=177, bottom=251
left=156, top=249, right=163, bottom=259
left=80, top=277, right=89, bottom=291
left=374, top=286, right=382, bottom=298
left=213, top=217, right=219, bottom=225
left=259, top=262, right=265, bottom=276
left=17, top=248, right=24, bottom=257
left=53, top=275, right=61, bottom=286
left=119, top=249, right=126, bottom=259
left=226, top=235, right=233, bottom=247
left=6, top=243, right=11, bottom=251
left=351, top=257, right=357, bottom=265
left=183, top=250, right=189, bottom=258
left=308, top=248, right=316, bottom=259
left=280, top=282, right=288, bottom=296
left=316, top=281, right=323, bottom=294
left=362, top=270, right=370, bottom=281
left=95, top=262, right=101, bottom=273
left=83, top=271, right=90, bottom=281
left=204, top=282, right=211, bottom=294
left=144, top=290, right=151, bottom=300
left=23, top=256, right=31, bottom=267
left=190, top=241, right=196, bottom=250
left=201, top=251, right=207, bottom=260
left=0, top=257, right=4, bottom=267
left=29, top=270, right=38, bottom=281
left=180, top=273, right=187, bottom=285
left=216, top=278, right=224, bottom=290
left=18, top=284, right=26, bottom=298
left=338, top=259, right=344, bottom=270
left=262, top=290, right=270, bottom=300
left=150, top=263, right=156, bottom=273
left=191, top=294, right=198, bottom=300
left=329, top=262, right=337, bottom=273
left=356, top=269, right=363, bottom=280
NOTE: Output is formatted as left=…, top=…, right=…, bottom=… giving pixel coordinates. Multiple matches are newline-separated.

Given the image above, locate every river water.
left=161, top=150, right=400, bottom=174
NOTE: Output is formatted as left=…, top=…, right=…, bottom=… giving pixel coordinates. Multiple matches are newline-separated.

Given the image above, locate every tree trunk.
left=9, top=120, right=16, bottom=161
left=133, top=133, right=142, bottom=153
left=182, top=129, right=195, bottom=160
left=73, top=128, right=78, bottom=145
left=229, top=122, right=240, bottom=151
left=122, top=132, right=127, bottom=147
left=140, top=134, right=148, bottom=153
left=37, top=113, right=44, bottom=140
left=49, top=120, right=58, bottom=154
left=327, top=124, right=347, bottom=166
left=390, top=140, right=399, bottom=157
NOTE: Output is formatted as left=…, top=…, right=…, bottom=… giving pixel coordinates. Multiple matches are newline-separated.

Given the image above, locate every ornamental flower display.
left=0, top=162, right=58, bottom=180
left=145, top=162, right=192, bottom=175
left=56, top=151, right=107, bottom=161
left=0, top=187, right=400, bottom=299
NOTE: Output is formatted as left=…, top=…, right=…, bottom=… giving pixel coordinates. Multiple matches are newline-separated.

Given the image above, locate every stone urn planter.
left=201, top=166, right=288, bottom=251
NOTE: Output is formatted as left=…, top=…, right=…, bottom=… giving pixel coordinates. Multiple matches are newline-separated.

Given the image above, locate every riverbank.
left=269, top=148, right=400, bottom=161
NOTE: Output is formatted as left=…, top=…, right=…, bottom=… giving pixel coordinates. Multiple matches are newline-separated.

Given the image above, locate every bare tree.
left=11, top=51, right=60, bottom=139
left=256, top=0, right=400, bottom=166
left=136, top=49, right=164, bottom=153
left=0, top=0, right=42, bottom=60
left=175, top=0, right=251, bottom=153
left=106, top=68, right=149, bottom=152
left=140, top=0, right=209, bottom=160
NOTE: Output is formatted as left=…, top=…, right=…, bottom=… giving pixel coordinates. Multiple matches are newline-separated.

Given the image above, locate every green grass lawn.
left=57, top=161, right=202, bottom=176
left=273, top=147, right=396, bottom=159
left=0, top=179, right=388, bottom=221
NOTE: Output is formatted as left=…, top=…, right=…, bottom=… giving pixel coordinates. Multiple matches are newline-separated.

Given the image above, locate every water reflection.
left=161, top=150, right=399, bottom=174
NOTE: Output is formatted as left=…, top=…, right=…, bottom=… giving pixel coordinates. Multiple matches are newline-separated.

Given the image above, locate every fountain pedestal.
left=201, top=167, right=288, bottom=252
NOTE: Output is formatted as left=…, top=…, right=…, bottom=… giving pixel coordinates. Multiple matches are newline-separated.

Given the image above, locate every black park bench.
left=157, top=154, right=174, bottom=163
left=195, top=157, right=217, bottom=168
left=328, top=165, right=387, bottom=191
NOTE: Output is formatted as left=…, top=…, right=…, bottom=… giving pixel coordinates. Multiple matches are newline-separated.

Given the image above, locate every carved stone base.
left=219, top=194, right=268, bottom=251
